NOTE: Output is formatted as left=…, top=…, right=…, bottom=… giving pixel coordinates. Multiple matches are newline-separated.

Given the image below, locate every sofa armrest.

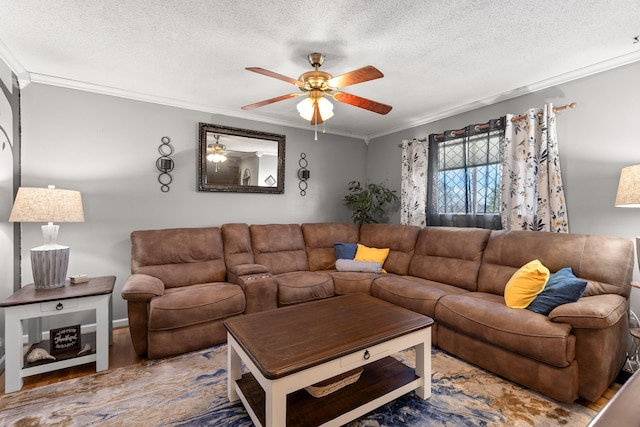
left=549, top=294, right=627, bottom=329
left=227, top=263, right=270, bottom=284
left=121, top=273, right=165, bottom=302
left=225, top=264, right=276, bottom=314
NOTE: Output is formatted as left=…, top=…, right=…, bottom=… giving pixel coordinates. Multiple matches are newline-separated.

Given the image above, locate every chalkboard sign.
left=50, top=325, right=81, bottom=355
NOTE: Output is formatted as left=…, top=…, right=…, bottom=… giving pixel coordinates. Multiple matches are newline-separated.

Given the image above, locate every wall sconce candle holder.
left=156, top=136, right=174, bottom=192
left=298, top=153, right=310, bottom=196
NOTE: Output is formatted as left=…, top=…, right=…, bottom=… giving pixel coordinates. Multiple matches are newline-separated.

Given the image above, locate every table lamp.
left=9, top=185, right=84, bottom=289
left=615, top=164, right=640, bottom=271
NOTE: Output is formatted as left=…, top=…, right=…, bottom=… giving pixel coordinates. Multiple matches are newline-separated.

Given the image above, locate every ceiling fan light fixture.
left=207, top=142, right=227, bottom=163
left=297, top=96, right=334, bottom=122
left=207, top=152, right=227, bottom=163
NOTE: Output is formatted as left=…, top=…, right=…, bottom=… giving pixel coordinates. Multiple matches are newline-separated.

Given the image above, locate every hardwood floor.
left=578, top=381, right=622, bottom=412
left=0, top=326, right=623, bottom=413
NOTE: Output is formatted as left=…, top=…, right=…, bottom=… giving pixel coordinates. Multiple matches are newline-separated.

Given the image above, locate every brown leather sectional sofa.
left=121, top=222, right=634, bottom=403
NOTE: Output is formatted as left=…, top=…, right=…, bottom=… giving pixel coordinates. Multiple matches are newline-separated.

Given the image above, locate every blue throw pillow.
left=334, top=242, right=357, bottom=260
left=526, top=267, right=587, bottom=316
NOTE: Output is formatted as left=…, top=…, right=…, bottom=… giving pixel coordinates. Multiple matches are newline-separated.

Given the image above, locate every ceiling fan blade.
left=332, top=92, right=392, bottom=115
left=310, top=102, right=324, bottom=125
left=246, top=67, right=303, bottom=87
left=241, top=93, right=302, bottom=110
left=327, top=66, right=384, bottom=89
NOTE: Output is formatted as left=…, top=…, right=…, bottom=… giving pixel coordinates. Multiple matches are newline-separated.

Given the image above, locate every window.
left=426, top=118, right=504, bottom=229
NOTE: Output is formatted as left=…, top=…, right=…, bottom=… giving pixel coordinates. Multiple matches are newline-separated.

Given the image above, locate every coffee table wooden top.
left=0, top=276, right=116, bottom=307
left=224, top=294, right=433, bottom=379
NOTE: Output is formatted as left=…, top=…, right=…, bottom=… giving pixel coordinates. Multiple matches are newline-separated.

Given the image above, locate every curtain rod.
left=510, top=102, right=577, bottom=122
left=400, top=102, right=577, bottom=146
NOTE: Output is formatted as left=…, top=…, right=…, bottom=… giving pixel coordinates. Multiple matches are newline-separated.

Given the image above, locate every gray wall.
left=368, top=60, right=640, bottom=309
left=15, top=60, right=640, bottom=330
left=19, top=83, right=367, bottom=324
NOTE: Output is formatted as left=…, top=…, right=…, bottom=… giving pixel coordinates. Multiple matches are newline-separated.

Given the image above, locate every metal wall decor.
left=298, top=153, right=310, bottom=196
left=156, top=136, right=174, bottom=192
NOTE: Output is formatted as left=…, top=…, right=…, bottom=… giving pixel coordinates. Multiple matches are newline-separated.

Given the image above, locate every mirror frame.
left=198, top=122, right=286, bottom=194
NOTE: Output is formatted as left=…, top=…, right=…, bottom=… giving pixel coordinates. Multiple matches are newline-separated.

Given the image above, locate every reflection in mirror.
left=198, top=123, right=285, bottom=193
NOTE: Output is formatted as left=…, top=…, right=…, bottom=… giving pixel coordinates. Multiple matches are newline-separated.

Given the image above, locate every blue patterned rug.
left=0, top=344, right=596, bottom=426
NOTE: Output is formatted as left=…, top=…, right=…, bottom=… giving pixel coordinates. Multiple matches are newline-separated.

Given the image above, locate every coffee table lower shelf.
left=235, top=356, right=419, bottom=427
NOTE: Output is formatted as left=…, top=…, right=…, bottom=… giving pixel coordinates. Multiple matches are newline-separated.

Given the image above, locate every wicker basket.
left=305, top=366, right=364, bottom=398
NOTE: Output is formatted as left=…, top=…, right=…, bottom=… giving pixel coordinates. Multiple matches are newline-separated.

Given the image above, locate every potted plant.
left=343, top=181, right=399, bottom=225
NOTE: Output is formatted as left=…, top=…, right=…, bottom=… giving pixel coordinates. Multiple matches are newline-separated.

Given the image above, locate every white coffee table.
left=224, top=294, right=433, bottom=427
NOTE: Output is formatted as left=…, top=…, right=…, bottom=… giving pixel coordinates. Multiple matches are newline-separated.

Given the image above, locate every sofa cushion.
left=302, top=222, right=359, bottom=271
left=334, top=242, right=358, bottom=260
left=276, top=271, right=334, bottom=306
left=250, top=224, right=310, bottom=274
left=408, top=226, right=491, bottom=292
left=148, top=282, right=245, bottom=330
left=372, top=275, right=468, bottom=318
left=504, top=259, right=550, bottom=309
left=131, top=227, right=227, bottom=288
left=478, top=230, right=634, bottom=298
left=221, top=223, right=255, bottom=267
left=330, top=271, right=379, bottom=295
left=527, top=268, right=587, bottom=315
left=436, top=292, right=575, bottom=368
left=359, top=223, right=420, bottom=275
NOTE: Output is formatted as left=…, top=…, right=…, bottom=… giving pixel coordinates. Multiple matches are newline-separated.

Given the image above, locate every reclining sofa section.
left=121, top=222, right=634, bottom=403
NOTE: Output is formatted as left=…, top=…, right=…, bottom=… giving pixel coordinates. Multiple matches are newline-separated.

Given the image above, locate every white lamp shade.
left=9, top=187, right=84, bottom=223
left=207, top=153, right=227, bottom=163
left=297, top=96, right=334, bottom=121
left=296, top=97, right=313, bottom=120
left=615, top=165, right=640, bottom=207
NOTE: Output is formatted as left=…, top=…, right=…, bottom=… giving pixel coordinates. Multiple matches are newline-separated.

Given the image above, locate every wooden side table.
left=1, top=276, right=115, bottom=393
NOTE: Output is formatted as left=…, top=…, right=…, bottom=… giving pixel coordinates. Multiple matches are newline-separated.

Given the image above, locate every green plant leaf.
left=343, top=180, right=399, bottom=224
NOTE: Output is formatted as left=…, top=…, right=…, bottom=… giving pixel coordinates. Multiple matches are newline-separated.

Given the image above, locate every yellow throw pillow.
left=504, top=259, right=550, bottom=309
left=354, top=244, right=390, bottom=273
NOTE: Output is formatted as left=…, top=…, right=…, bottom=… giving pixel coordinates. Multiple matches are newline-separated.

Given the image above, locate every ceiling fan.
left=241, top=53, right=392, bottom=126
left=206, top=134, right=227, bottom=171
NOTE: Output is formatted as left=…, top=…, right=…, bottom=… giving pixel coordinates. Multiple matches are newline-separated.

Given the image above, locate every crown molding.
left=27, top=73, right=368, bottom=141
left=0, top=39, right=31, bottom=88
left=369, top=50, right=640, bottom=140
left=16, top=49, right=640, bottom=143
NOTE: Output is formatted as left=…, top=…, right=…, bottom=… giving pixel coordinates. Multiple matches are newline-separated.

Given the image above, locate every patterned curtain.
left=400, top=139, right=428, bottom=226
left=500, top=103, right=569, bottom=232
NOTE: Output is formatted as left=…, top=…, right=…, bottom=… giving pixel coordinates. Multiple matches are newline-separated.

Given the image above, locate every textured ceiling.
left=1, top=0, right=640, bottom=140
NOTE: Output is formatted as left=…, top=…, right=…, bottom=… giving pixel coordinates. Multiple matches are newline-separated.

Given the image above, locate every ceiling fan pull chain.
left=314, top=104, right=318, bottom=140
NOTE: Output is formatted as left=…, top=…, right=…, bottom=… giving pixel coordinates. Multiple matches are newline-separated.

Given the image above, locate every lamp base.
left=31, top=244, right=69, bottom=289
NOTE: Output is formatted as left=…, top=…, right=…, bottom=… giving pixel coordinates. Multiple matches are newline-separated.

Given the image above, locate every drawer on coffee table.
left=341, top=341, right=393, bottom=369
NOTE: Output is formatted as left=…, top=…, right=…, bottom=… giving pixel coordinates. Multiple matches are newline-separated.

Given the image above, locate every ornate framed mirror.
left=198, top=123, right=285, bottom=193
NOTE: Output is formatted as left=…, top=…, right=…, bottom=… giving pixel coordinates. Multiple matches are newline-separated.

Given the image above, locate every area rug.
left=0, top=344, right=596, bottom=426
